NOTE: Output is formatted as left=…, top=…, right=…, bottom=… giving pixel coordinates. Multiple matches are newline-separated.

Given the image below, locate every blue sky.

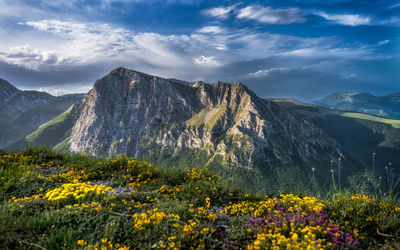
left=0, top=0, right=398, bottom=101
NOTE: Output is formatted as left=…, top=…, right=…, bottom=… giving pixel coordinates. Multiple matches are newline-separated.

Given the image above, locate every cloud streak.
left=0, top=45, right=65, bottom=70
left=196, top=26, right=225, bottom=34
left=315, top=12, right=372, bottom=26
left=0, top=19, right=385, bottom=78
left=201, top=4, right=239, bottom=19
left=236, top=5, right=306, bottom=24
left=24, top=19, right=136, bottom=63
left=203, top=4, right=307, bottom=25
left=243, top=67, right=290, bottom=78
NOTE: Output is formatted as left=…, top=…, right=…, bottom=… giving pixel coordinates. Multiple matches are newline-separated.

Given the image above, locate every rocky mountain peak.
left=118, top=67, right=159, bottom=78
left=64, top=67, right=340, bottom=172
left=90, top=67, right=172, bottom=101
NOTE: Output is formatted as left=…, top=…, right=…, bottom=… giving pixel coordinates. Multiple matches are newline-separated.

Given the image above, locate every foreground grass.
left=1, top=147, right=399, bottom=249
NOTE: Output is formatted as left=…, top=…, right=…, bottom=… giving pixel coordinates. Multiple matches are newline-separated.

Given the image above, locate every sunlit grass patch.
left=341, top=112, right=400, bottom=128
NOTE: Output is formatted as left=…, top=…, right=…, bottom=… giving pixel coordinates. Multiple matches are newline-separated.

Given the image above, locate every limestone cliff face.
left=68, top=67, right=340, bottom=169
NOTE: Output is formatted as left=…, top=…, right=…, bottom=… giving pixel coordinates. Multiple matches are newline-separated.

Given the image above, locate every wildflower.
left=205, top=197, right=210, bottom=208
left=77, top=240, right=86, bottom=246
left=44, top=182, right=114, bottom=201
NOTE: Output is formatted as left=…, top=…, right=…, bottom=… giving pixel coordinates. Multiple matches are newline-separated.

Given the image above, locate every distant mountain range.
left=271, top=98, right=400, bottom=179
left=0, top=78, right=85, bottom=148
left=314, top=92, right=400, bottom=119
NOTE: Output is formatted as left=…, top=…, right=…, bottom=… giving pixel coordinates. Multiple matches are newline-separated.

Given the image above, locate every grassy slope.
left=26, top=108, right=70, bottom=142
left=270, top=99, right=400, bottom=175
left=341, top=112, right=400, bottom=128
left=24, top=106, right=76, bottom=147
left=0, top=147, right=399, bottom=249
left=0, top=95, right=82, bottom=149
left=271, top=98, right=400, bottom=128
left=138, top=146, right=275, bottom=193
left=186, top=104, right=227, bottom=129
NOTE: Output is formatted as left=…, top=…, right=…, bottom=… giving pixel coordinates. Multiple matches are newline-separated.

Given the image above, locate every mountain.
left=271, top=98, right=400, bottom=177
left=0, top=78, right=19, bottom=100
left=19, top=67, right=352, bottom=191
left=0, top=78, right=85, bottom=148
left=314, top=92, right=400, bottom=119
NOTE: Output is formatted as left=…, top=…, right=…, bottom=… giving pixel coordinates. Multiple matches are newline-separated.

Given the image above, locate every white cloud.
left=236, top=5, right=306, bottom=24
left=243, top=67, right=290, bottom=78
left=19, top=19, right=138, bottom=68
left=194, top=56, right=221, bottom=67
left=379, top=17, right=400, bottom=27
left=9, top=20, right=228, bottom=73
left=202, top=4, right=239, bottom=19
left=40, top=0, right=80, bottom=7
left=389, top=3, right=400, bottom=9
left=0, top=45, right=65, bottom=70
left=359, top=39, right=390, bottom=49
left=316, top=12, right=372, bottom=26
left=377, top=40, right=390, bottom=46
left=0, top=19, right=385, bottom=82
left=197, top=26, right=225, bottom=34
left=131, top=32, right=192, bottom=68
left=342, top=73, right=356, bottom=79
left=17, top=20, right=300, bottom=70
left=280, top=45, right=389, bottom=60
left=281, top=48, right=316, bottom=57
left=203, top=4, right=306, bottom=24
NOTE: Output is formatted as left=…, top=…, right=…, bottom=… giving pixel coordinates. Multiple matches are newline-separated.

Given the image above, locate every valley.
left=0, top=78, right=84, bottom=148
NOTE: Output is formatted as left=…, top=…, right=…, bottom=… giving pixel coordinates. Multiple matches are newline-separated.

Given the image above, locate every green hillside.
left=0, top=82, right=83, bottom=149
left=271, top=99, right=400, bottom=176
left=1, top=147, right=399, bottom=249
left=22, top=107, right=76, bottom=147
left=341, top=112, right=400, bottom=128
